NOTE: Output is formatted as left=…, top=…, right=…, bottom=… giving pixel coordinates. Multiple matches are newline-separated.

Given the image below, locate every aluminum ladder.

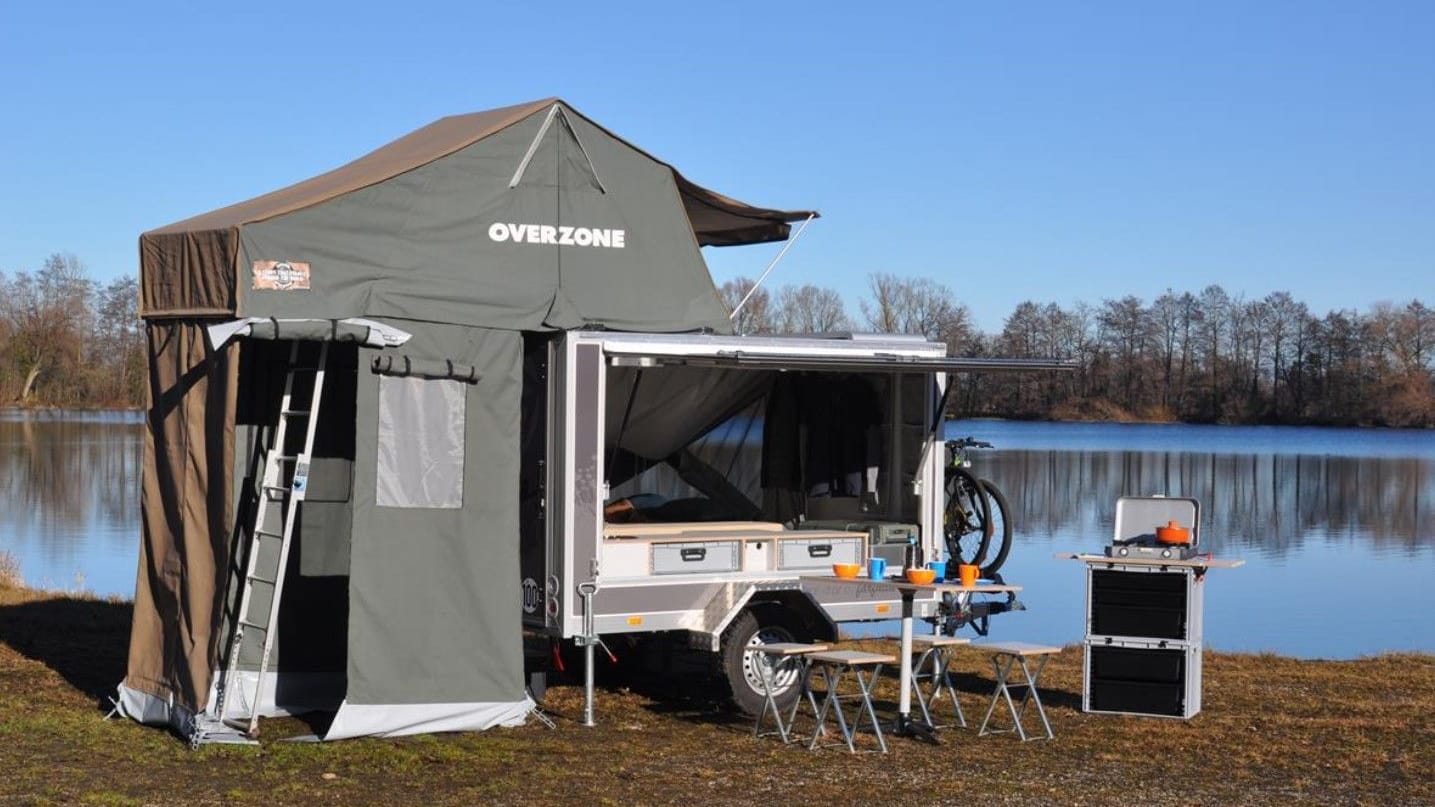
left=214, top=340, right=329, bottom=739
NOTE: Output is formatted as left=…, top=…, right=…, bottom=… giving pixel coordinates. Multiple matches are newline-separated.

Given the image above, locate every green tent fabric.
left=138, top=99, right=815, bottom=329
left=118, top=98, right=815, bottom=742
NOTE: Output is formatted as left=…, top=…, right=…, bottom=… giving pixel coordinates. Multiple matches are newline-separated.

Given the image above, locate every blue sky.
left=1, top=1, right=1431, bottom=331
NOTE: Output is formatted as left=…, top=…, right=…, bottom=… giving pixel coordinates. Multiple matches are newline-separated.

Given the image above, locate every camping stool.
left=976, top=642, right=1062, bottom=741
left=806, top=650, right=895, bottom=753
left=910, top=634, right=971, bottom=730
left=751, top=642, right=829, bottom=744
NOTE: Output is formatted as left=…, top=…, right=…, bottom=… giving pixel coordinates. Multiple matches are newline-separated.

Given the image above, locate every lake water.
left=943, top=419, right=1435, bottom=659
left=1, top=411, right=1430, bottom=658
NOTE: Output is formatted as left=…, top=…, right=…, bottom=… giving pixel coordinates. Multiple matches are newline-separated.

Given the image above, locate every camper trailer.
left=116, top=97, right=1053, bottom=745
left=520, top=330, right=1051, bottom=714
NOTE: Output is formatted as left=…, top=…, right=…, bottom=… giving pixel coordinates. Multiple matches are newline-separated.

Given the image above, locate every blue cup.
left=868, top=557, right=887, bottom=580
left=928, top=560, right=948, bottom=581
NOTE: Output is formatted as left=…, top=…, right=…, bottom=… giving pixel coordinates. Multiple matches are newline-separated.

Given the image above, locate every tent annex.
left=118, top=98, right=814, bottom=741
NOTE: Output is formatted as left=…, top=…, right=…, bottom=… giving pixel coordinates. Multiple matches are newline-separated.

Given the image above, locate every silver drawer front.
left=651, top=541, right=741, bottom=575
left=778, top=536, right=864, bottom=570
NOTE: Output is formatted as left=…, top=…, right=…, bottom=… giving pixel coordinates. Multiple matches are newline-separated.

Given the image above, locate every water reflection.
left=986, top=449, right=1433, bottom=556
left=0, top=410, right=142, bottom=594
left=952, top=421, right=1435, bottom=658
left=1, top=412, right=1430, bottom=656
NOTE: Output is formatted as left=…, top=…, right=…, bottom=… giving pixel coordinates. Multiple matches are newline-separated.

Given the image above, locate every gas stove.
left=1105, top=495, right=1203, bottom=561
left=1104, top=538, right=1201, bottom=561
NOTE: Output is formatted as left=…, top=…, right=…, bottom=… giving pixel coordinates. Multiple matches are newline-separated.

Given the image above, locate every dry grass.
left=0, top=585, right=1431, bottom=807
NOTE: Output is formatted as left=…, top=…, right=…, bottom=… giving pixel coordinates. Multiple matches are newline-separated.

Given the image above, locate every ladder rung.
left=254, top=529, right=283, bottom=539
left=270, top=454, right=299, bottom=462
left=281, top=409, right=311, bottom=417
left=263, top=485, right=290, bottom=494
left=238, top=619, right=269, bottom=631
left=248, top=574, right=277, bottom=585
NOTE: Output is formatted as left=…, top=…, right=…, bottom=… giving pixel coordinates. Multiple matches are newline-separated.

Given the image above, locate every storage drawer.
left=1090, top=569, right=1190, bottom=640
left=651, top=541, right=740, bottom=575
left=1089, top=643, right=1185, bottom=684
left=777, top=536, right=864, bottom=570
left=1088, top=679, right=1186, bottom=717
left=1084, top=641, right=1202, bottom=718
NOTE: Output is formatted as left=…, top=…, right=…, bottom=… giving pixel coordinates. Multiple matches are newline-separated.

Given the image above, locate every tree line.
left=722, top=274, right=1435, bottom=428
left=2, top=253, right=1429, bottom=427
left=0, top=254, right=143, bottom=407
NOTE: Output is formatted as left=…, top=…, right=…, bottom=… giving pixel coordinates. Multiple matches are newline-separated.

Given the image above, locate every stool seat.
left=809, top=650, right=894, bottom=666
left=806, top=650, right=892, bottom=753
left=977, top=642, right=1061, bottom=741
left=756, top=642, right=830, bottom=656
left=752, top=643, right=829, bottom=745
left=912, top=635, right=971, bottom=647
left=978, top=641, right=1061, bottom=656
left=909, top=636, right=969, bottom=731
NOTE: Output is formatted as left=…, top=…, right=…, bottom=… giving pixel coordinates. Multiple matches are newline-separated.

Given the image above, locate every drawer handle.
left=680, top=548, right=707, bottom=562
left=807, top=544, right=833, bottom=558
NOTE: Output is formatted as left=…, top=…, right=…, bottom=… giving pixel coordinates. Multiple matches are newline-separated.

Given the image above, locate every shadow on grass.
left=947, top=669, right=1083, bottom=712
left=0, top=594, right=132, bottom=706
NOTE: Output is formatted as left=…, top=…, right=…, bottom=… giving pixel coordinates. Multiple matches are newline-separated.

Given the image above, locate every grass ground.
left=1, top=580, right=1431, bottom=807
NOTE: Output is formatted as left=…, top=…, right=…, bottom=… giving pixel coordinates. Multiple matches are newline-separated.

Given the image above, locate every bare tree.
left=0, top=254, right=94, bottom=402
left=718, top=276, right=775, bottom=335
left=95, top=275, right=143, bottom=404
left=858, top=273, right=974, bottom=351
left=774, top=284, right=849, bottom=334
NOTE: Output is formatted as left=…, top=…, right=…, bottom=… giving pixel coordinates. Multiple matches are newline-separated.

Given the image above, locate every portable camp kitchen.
left=117, top=96, right=1067, bottom=746
left=1057, top=496, right=1243, bottom=719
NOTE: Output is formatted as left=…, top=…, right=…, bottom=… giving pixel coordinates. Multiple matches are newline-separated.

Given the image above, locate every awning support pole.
left=728, top=213, right=817, bottom=327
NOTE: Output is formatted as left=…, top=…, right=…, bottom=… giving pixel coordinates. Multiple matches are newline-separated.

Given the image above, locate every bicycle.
left=943, top=437, right=1013, bottom=578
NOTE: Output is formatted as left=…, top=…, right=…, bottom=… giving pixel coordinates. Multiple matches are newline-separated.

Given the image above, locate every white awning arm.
left=728, top=212, right=817, bottom=326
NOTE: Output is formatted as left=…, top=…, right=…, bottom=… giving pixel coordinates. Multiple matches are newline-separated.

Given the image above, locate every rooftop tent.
left=119, top=98, right=814, bottom=742
left=138, top=97, right=814, bottom=330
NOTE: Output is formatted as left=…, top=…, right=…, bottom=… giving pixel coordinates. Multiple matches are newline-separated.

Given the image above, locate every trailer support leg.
left=578, top=582, right=599, bottom=727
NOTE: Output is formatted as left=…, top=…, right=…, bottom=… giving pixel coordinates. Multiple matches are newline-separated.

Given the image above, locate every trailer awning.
left=607, top=350, right=1076, bottom=374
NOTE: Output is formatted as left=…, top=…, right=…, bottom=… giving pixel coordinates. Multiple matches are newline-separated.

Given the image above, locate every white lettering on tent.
left=488, top=223, right=626, bottom=249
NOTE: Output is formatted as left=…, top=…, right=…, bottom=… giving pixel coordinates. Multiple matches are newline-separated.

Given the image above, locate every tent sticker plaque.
left=252, top=260, right=311, bottom=291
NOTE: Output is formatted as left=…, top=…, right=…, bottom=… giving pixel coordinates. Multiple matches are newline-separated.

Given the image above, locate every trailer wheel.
left=720, top=604, right=809, bottom=717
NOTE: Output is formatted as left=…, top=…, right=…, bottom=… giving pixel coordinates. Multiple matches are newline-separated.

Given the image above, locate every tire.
left=944, top=466, right=992, bottom=568
left=978, top=479, right=1014, bottom=576
left=720, top=604, right=810, bottom=717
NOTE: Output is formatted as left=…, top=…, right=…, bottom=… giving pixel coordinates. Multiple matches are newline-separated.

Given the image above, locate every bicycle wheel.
left=978, top=479, right=1013, bottom=576
left=944, top=466, right=992, bottom=567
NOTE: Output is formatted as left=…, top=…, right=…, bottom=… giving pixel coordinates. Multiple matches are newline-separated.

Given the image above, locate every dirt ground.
left=1, top=585, right=1431, bottom=807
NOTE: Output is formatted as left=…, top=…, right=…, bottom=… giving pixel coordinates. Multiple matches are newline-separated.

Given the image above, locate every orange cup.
left=958, top=564, right=980, bottom=587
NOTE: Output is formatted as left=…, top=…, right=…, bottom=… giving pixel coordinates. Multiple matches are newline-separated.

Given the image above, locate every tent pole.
left=728, top=213, right=817, bottom=327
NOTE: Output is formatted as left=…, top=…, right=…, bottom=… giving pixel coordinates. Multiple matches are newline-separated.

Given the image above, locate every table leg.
left=893, top=591, right=937, bottom=740
left=899, top=591, right=914, bottom=721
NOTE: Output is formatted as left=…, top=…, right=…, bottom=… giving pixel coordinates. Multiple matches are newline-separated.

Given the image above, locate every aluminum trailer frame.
left=519, top=330, right=1063, bottom=719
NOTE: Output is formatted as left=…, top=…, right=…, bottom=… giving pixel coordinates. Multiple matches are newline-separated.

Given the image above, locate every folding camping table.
left=814, top=576, right=1021, bottom=737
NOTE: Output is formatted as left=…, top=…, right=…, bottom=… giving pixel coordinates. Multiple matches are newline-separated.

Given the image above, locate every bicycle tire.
left=977, top=479, right=1013, bottom=576
left=944, top=466, right=992, bottom=568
